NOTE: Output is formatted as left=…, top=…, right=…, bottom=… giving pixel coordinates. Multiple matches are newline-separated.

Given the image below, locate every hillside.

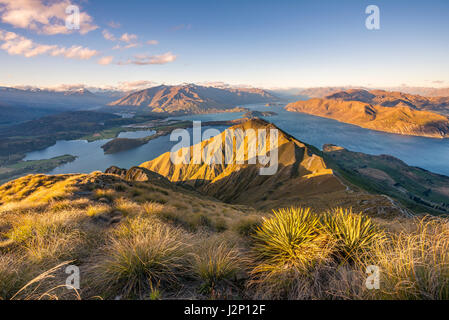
left=109, top=84, right=278, bottom=113
left=0, top=103, right=55, bottom=127
left=285, top=98, right=449, bottom=138
left=323, top=144, right=449, bottom=215
left=326, top=89, right=449, bottom=115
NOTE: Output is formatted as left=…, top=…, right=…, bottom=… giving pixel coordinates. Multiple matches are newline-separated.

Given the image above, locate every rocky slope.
left=109, top=84, right=277, bottom=113
left=285, top=98, right=449, bottom=138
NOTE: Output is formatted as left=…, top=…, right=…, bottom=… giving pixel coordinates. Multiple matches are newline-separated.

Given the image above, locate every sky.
left=0, top=0, right=449, bottom=90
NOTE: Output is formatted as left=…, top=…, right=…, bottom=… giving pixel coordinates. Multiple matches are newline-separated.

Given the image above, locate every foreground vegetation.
left=1, top=172, right=449, bottom=300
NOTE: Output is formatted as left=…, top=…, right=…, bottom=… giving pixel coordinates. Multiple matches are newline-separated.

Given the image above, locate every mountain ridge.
left=285, top=97, right=449, bottom=138
left=109, top=84, right=278, bottom=113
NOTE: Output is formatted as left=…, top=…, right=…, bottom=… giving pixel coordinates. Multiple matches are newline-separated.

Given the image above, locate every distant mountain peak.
left=108, top=83, right=278, bottom=113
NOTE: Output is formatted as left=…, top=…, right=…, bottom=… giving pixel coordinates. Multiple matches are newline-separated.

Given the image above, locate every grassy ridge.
left=1, top=172, right=449, bottom=300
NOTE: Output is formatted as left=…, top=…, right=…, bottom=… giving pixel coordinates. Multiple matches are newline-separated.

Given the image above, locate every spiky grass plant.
left=249, top=207, right=332, bottom=299
left=253, top=207, right=327, bottom=271
left=93, top=217, right=190, bottom=298
left=321, top=208, right=384, bottom=262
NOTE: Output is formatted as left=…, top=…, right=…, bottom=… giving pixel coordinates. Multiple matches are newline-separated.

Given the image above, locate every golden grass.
left=86, top=204, right=111, bottom=217
left=321, top=208, right=384, bottom=262
left=253, top=207, right=329, bottom=272
left=5, top=210, right=85, bottom=264
left=90, top=217, right=191, bottom=298
left=369, top=217, right=449, bottom=299
left=191, top=239, right=247, bottom=297
left=3, top=170, right=449, bottom=300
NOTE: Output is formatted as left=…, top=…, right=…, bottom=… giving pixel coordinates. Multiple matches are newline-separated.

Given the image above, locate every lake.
left=24, top=104, right=449, bottom=177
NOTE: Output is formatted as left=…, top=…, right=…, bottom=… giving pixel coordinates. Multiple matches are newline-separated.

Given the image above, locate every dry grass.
left=369, top=217, right=449, bottom=299
left=4, top=210, right=85, bottom=265
left=89, top=217, right=191, bottom=298
left=2, top=171, right=449, bottom=300
left=191, top=238, right=248, bottom=298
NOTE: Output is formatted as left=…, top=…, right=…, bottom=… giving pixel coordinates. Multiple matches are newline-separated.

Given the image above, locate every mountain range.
left=108, top=84, right=278, bottom=113
left=0, top=86, right=115, bottom=111
left=286, top=89, right=449, bottom=138
left=325, top=89, right=449, bottom=115
left=295, top=87, right=449, bottom=99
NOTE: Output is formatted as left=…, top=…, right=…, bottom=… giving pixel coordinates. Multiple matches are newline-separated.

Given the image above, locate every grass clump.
left=191, top=240, right=247, bottom=298
left=253, top=207, right=327, bottom=271
left=86, top=204, right=111, bottom=217
left=92, top=217, right=190, bottom=298
left=321, top=208, right=384, bottom=262
left=370, top=217, right=449, bottom=300
left=234, top=217, right=262, bottom=237
left=249, top=207, right=331, bottom=299
left=5, top=211, right=84, bottom=264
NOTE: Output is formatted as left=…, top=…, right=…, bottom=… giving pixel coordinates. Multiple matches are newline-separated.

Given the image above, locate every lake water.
left=24, top=127, right=229, bottom=175
left=24, top=104, right=449, bottom=177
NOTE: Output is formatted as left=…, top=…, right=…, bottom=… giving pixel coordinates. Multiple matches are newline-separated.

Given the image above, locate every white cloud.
left=98, top=55, right=113, bottom=65
left=120, top=33, right=138, bottom=43
left=0, top=29, right=98, bottom=59
left=146, top=40, right=159, bottom=45
left=0, top=0, right=98, bottom=35
left=102, top=29, right=116, bottom=41
left=114, top=80, right=157, bottom=91
left=117, top=52, right=177, bottom=65
left=107, top=21, right=121, bottom=29
left=104, top=30, right=143, bottom=50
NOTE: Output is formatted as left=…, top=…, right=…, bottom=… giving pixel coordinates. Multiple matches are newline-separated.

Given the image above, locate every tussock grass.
left=191, top=239, right=247, bottom=297
left=142, top=202, right=169, bottom=215
left=233, top=217, right=262, bottom=237
left=370, top=217, right=449, bottom=299
left=5, top=211, right=84, bottom=264
left=86, top=204, right=111, bottom=217
left=0, top=254, right=22, bottom=299
left=113, top=198, right=142, bottom=216
left=3, top=169, right=449, bottom=300
left=94, top=189, right=116, bottom=201
left=91, top=217, right=191, bottom=298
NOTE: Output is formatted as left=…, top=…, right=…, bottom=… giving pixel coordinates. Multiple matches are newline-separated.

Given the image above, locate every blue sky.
left=0, top=0, right=449, bottom=89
